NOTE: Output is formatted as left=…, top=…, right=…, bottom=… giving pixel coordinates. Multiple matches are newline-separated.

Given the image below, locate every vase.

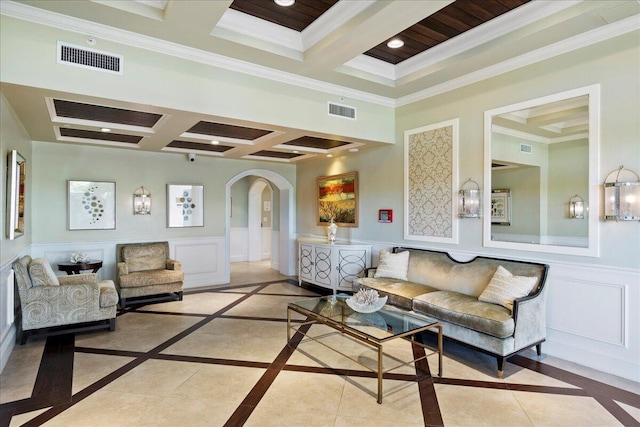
left=326, top=221, right=338, bottom=242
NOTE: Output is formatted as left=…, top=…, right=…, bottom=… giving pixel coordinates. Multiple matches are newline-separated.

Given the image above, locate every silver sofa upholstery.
left=353, top=247, right=548, bottom=377
left=13, top=255, right=117, bottom=344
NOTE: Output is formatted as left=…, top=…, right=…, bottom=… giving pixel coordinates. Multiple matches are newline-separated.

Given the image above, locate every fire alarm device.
left=378, top=209, right=392, bottom=223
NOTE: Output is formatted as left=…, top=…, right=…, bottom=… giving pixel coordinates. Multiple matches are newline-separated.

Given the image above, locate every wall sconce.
left=458, top=178, right=481, bottom=218
left=568, top=194, right=585, bottom=219
left=604, top=166, right=640, bottom=221
left=133, top=186, right=151, bottom=215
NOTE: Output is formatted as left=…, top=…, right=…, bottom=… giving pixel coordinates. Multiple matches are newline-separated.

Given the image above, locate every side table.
left=57, top=261, right=103, bottom=275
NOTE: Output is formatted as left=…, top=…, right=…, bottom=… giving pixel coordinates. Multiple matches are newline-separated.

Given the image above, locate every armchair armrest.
left=166, top=259, right=182, bottom=271
left=23, top=282, right=100, bottom=305
left=58, top=273, right=98, bottom=285
left=117, top=262, right=129, bottom=276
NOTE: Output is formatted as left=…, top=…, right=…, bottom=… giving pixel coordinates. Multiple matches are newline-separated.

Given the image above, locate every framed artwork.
left=68, top=180, right=116, bottom=230
left=491, top=189, right=511, bottom=225
left=6, top=150, right=26, bottom=239
left=167, top=184, right=204, bottom=227
left=404, top=118, right=459, bottom=244
left=316, top=172, right=358, bottom=227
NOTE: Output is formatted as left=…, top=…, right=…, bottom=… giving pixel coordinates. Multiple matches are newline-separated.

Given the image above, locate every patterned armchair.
left=12, top=256, right=118, bottom=344
left=116, top=242, right=184, bottom=308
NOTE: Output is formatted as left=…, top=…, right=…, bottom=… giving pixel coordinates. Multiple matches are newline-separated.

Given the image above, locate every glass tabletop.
left=288, top=294, right=438, bottom=341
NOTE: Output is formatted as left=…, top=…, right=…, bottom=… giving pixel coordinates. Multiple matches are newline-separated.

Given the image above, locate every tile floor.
left=0, top=261, right=638, bottom=427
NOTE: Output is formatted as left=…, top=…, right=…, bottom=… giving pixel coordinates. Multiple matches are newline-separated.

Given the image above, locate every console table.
left=57, top=261, right=103, bottom=275
left=298, top=238, right=372, bottom=294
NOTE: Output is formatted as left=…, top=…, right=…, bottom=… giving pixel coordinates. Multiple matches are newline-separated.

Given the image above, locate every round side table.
left=57, top=260, right=103, bottom=275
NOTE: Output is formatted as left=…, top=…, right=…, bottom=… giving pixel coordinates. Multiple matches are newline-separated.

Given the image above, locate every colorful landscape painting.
left=316, top=172, right=358, bottom=227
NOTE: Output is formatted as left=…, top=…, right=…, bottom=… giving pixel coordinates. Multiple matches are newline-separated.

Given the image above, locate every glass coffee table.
left=287, top=294, right=442, bottom=404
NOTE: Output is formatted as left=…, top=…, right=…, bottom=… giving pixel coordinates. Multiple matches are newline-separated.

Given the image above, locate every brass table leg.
left=377, top=344, right=383, bottom=404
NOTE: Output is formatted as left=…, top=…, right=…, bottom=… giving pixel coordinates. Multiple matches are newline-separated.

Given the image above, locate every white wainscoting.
left=230, top=228, right=248, bottom=263
left=261, top=227, right=271, bottom=260
left=271, top=230, right=279, bottom=270
left=0, top=261, right=17, bottom=373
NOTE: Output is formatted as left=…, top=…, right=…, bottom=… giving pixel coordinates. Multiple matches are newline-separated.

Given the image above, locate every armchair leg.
left=536, top=343, right=542, bottom=357
left=120, top=298, right=127, bottom=309
left=109, top=318, right=116, bottom=331
left=18, top=330, right=28, bottom=345
left=497, top=356, right=505, bottom=378
left=177, top=291, right=183, bottom=301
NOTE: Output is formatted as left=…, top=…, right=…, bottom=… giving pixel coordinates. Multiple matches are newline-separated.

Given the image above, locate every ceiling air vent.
left=57, top=42, right=123, bottom=75
left=328, top=102, right=356, bottom=120
left=520, top=143, right=533, bottom=154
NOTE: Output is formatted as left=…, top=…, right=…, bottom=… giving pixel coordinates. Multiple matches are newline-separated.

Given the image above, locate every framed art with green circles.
left=67, top=180, right=116, bottom=230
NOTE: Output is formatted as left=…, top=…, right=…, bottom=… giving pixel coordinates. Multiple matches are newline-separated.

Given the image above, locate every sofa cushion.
left=119, top=269, right=184, bottom=288
left=28, top=258, right=60, bottom=287
left=122, top=243, right=167, bottom=272
left=479, top=265, right=538, bottom=311
left=355, top=277, right=437, bottom=310
left=413, top=291, right=514, bottom=339
left=98, top=280, right=119, bottom=307
left=374, top=250, right=409, bottom=281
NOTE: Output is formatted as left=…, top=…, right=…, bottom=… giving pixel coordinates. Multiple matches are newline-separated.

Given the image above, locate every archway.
left=247, top=179, right=272, bottom=263
left=225, top=169, right=295, bottom=281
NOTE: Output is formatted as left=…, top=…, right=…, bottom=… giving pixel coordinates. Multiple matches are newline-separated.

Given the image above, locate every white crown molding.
left=396, top=14, right=640, bottom=107
left=0, top=0, right=395, bottom=107
left=342, top=55, right=396, bottom=81
left=301, top=0, right=375, bottom=51
left=492, top=125, right=550, bottom=144
left=215, top=9, right=303, bottom=51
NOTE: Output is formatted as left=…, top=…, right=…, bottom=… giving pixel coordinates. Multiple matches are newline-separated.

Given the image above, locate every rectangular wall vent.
left=328, top=102, right=356, bottom=120
left=57, top=42, right=123, bottom=75
left=520, top=143, right=533, bottom=154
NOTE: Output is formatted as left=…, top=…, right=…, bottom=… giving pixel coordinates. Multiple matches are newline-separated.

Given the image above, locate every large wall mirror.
left=483, top=85, right=600, bottom=257
left=6, top=149, right=26, bottom=240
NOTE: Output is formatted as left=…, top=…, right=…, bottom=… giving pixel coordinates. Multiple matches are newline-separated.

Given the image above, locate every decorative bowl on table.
left=346, top=289, right=387, bottom=313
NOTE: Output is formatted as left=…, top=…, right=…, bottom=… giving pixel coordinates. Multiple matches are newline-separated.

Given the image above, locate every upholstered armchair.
left=116, top=242, right=184, bottom=308
left=12, top=256, right=118, bottom=344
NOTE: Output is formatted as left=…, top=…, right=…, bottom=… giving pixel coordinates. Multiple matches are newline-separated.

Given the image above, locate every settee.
left=13, top=256, right=118, bottom=344
left=116, top=242, right=184, bottom=308
left=352, top=247, right=548, bottom=377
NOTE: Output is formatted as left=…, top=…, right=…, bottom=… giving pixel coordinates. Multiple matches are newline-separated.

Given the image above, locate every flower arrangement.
left=70, top=252, right=90, bottom=264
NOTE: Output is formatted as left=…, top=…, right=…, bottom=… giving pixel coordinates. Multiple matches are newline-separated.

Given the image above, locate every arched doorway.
left=247, top=178, right=272, bottom=263
left=225, top=169, right=295, bottom=281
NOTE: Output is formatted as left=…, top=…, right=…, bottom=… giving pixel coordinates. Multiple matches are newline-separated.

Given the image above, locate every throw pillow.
left=478, top=265, right=538, bottom=311
left=29, top=258, right=60, bottom=287
left=374, top=250, right=409, bottom=281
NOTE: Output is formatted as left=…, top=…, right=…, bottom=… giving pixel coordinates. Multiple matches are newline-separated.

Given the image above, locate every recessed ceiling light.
left=293, top=150, right=299, bottom=153
left=348, top=148, right=359, bottom=153
left=327, top=154, right=333, bottom=158
left=101, top=128, right=111, bottom=132
left=211, top=140, right=220, bottom=145
left=274, top=0, right=295, bottom=6
left=387, top=38, right=404, bottom=49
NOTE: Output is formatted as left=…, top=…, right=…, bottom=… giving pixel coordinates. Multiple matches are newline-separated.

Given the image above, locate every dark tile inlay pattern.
left=1, top=278, right=638, bottom=427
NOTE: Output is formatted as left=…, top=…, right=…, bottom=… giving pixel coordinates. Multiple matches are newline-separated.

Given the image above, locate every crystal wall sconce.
left=569, top=194, right=585, bottom=219
left=458, top=178, right=481, bottom=218
left=604, top=166, right=640, bottom=221
left=133, top=186, right=151, bottom=215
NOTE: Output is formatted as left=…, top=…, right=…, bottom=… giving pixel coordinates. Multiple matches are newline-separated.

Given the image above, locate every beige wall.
left=0, top=93, right=32, bottom=265
left=296, top=31, right=640, bottom=269
left=31, top=142, right=295, bottom=242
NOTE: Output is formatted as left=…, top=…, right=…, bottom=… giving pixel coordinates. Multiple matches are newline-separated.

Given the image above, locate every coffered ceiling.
left=1, top=0, right=638, bottom=162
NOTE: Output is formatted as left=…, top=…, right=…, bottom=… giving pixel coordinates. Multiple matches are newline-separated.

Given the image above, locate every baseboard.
left=544, top=339, right=640, bottom=383
left=0, top=325, right=16, bottom=373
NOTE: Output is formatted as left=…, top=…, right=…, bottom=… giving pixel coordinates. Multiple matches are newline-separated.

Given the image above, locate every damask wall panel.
left=404, top=119, right=459, bottom=244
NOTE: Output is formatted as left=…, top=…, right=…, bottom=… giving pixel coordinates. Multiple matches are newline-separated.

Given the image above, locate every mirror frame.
left=6, top=149, right=26, bottom=240
left=483, top=84, right=600, bottom=257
